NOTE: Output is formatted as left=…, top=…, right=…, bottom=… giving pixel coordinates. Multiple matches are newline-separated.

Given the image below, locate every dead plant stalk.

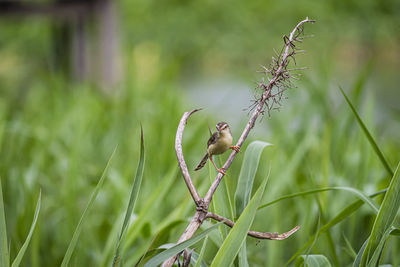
left=161, top=17, right=315, bottom=267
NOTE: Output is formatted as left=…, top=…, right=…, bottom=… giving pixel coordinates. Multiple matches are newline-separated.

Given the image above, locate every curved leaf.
left=61, top=146, right=117, bottom=267
left=339, top=87, right=393, bottom=177
left=285, top=189, right=387, bottom=266
left=0, top=178, right=10, bottom=267
left=210, top=174, right=269, bottom=267
left=11, top=191, right=41, bottom=267
left=259, top=186, right=379, bottom=213
left=235, top=141, right=272, bottom=217
left=234, top=141, right=271, bottom=267
left=143, top=221, right=223, bottom=267
left=113, top=126, right=145, bottom=267
left=360, top=162, right=400, bottom=267
left=193, top=236, right=208, bottom=267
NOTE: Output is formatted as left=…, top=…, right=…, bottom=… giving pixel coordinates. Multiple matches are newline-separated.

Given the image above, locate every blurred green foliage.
left=0, top=0, right=399, bottom=266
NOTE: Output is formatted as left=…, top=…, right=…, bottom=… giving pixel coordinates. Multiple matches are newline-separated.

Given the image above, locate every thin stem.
left=206, top=212, right=300, bottom=240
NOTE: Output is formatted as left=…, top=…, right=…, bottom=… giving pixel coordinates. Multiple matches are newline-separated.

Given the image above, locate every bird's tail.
left=194, top=153, right=209, bottom=171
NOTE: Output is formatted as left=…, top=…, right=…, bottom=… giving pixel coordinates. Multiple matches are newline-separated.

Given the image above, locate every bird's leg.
left=230, top=146, right=240, bottom=152
left=210, top=156, right=226, bottom=175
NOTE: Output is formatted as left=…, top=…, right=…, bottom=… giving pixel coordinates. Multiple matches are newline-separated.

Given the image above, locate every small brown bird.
left=194, top=122, right=240, bottom=175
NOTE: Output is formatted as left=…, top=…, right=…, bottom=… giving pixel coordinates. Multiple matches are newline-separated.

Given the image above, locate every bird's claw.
left=217, top=168, right=226, bottom=175
left=230, top=146, right=240, bottom=152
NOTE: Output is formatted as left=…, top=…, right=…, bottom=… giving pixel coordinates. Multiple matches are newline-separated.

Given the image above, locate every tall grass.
left=0, top=61, right=399, bottom=266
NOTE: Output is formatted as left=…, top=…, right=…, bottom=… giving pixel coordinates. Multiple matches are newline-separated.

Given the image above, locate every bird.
left=194, top=122, right=240, bottom=175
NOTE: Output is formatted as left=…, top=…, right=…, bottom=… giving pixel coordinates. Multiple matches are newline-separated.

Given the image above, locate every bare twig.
left=206, top=212, right=300, bottom=240
left=175, top=109, right=203, bottom=205
left=161, top=18, right=314, bottom=267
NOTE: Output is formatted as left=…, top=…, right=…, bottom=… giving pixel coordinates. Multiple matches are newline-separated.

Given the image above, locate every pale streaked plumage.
left=195, top=122, right=239, bottom=174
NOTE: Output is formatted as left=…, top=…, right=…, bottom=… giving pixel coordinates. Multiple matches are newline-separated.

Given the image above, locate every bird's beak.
left=216, top=125, right=220, bottom=131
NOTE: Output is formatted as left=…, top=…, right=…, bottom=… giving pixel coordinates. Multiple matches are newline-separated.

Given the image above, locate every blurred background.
left=0, top=0, right=399, bottom=266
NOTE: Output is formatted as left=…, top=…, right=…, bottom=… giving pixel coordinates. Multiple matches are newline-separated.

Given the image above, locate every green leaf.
left=199, top=220, right=223, bottom=248
left=193, top=236, right=208, bottom=267
left=295, top=255, right=332, bottom=267
left=339, top=86, right=393, bottom=177
left=238, top=243, right=249, bottom=267
left=11, top=191, right=41, bottom=267
left=367, top=228, right=392, bottom=267
left=99, top=167, right=178, bottom=267
left=235, top=141, right=272, bottom=218
left=234, top=141, right=271, bottom=267
left=143, top=221, right=223, bottom=267
left=353, top=238, right=368, bottom=267
left=60, top=145, right=118, bottom=267
left=360, top=162, right=400, bottom=267
left=259, top=186, right=379, bottom=213
left=134, top=220, right=186, bottom=267
left=118, top=167, right=179, bottom=266
left=210, top=174, right=270, bottom=267
left=0, top=178, right=10, bottom=267
left=343, top=234, right=357, bottom=260
left=285, top=189, right=387, bottom=266
left=113, top=126, right=145, bottom=267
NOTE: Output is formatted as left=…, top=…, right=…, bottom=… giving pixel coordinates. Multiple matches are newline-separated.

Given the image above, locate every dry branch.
left=161, top=17, right=314, bottom=267
left=175, top=108, right=203, bottom=205
left=206, top=212, right=300, bottom=240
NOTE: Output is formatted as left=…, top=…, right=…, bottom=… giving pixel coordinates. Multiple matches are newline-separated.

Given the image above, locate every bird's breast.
left=208, top=134, right=232, bottom=155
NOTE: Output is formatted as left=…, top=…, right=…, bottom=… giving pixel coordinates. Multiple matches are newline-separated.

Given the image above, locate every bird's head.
left=216, top=122, right=230, bottom=133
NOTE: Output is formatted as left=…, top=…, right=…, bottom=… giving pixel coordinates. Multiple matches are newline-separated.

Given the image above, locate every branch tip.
left=206, top=212, right=300, bottom=240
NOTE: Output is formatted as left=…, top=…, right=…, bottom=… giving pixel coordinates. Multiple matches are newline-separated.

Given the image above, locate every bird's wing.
left=207, top=132, right=218, bottom=147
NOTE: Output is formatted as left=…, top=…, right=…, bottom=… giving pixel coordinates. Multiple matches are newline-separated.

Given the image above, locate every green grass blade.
left=343, top=234, right=357, bottom=260
left=199, top=220, right=223, bottom=247
left=295, top=255, right=333, bottom=267
left=238, top=243, right=249, bottom=267
left=0, top=178, right=10, bottom=267
left=60, top=145, right=118, bottom=267
left=339, top=86, right=393, bottom=177
left=134, top=220, right=186, bottom=267
left=360, top=162, right=400, bottom=266
left=285, top=189, right=387, bottom=266
left=190, top=250, right=207, bottom=267
left=11, top=191, right=41, bottom=267
left=193, top=236, right=208, bottom=267
left=143, top=222, right=223, bottom=267
left=119, top=171, right=181, bottom=267
left=259, top=186, right=379, bottom=213
left=210, top=174, right=269, bottom=267
left=314, top=197, right=339, bottom=267
left=234, top=141, right=272, bottom=218
left=112, top=126, right=145, bottom=267
left=121, top=167, right=178, bottom=253
left=234, top=141, right=270, bottom=267
left=366, top=228, right=392, bottom=267
left=353, top=238, right=368, bottom=267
